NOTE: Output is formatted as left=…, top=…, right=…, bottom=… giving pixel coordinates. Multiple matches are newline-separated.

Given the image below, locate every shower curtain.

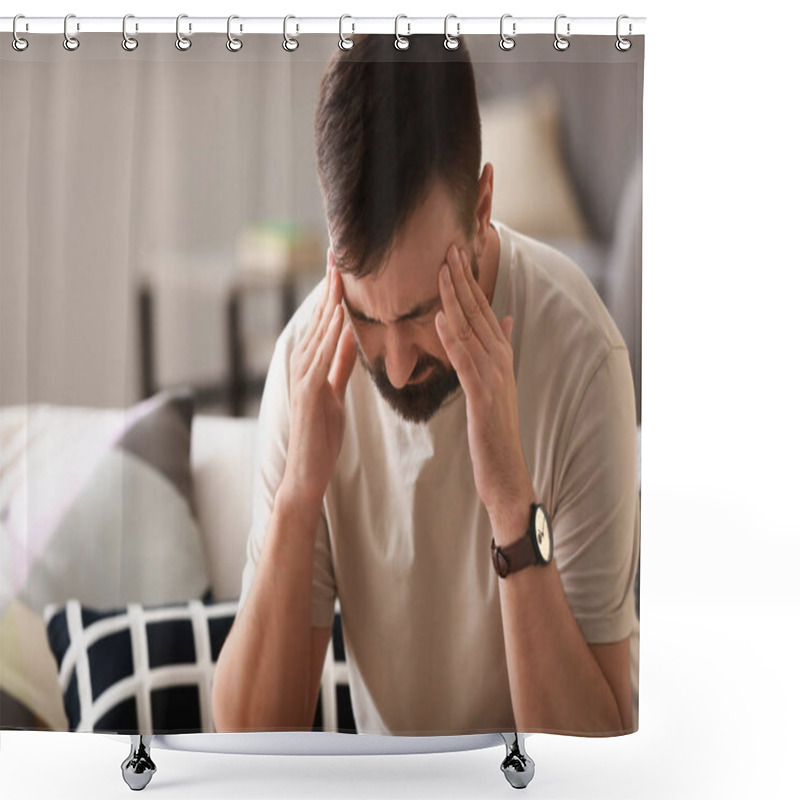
left=0, top=24, right=643, bottom=740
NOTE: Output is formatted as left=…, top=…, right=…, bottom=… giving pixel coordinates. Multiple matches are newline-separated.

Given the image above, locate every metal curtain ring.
left=227, top=15, right=243, bottom=52
left=339, top=15, right=354, bottom=50
left=63, top=13, right=80, bottom=51
left=175, top=14, right=191, bottom=50
left=394, top=15, right=410, bottom=51
left=122, top=14, right=138, bottom=51
left=443, top=14, right=460, bottom=50
left=499, top=14, right=515, bottom=51
left=554, top=14, right=570, bottom=51
left=12, top=14, right=29, bottom=52
left=616, top=15, right=632, bottom=51
left=283, top=15, right=299, bottom=51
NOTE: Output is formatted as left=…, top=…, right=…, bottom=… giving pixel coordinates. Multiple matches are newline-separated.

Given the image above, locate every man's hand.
left=435, top=244, right=534, bottom=539
left=282, top=250, right=358, bottom=506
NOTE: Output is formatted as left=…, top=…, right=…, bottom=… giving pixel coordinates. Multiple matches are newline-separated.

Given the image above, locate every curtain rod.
left=1, top=15, right=646, bottom=38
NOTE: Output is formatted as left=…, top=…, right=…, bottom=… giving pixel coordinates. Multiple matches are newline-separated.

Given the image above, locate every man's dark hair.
left=314, top=34, right=482, bottom=278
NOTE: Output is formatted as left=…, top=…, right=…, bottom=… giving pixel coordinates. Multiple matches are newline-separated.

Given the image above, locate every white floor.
left=2, top=595, right=797, bottom=800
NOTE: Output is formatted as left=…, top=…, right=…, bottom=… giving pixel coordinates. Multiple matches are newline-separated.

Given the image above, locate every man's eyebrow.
left=342, top=293, right=440, bottom=324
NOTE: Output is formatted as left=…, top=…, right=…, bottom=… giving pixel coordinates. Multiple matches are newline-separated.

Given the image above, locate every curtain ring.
left=12, top=14, right=29, bottom=52
left=227, top=15, right=243, bottom=52
left=339, top=15, right=354, bottom=50
left=499, top=14, right=515, bottom=51
left=175, top=14, right=192, bottom=51
left=63, top=13, right=80, bottom=51
left=554, top=14, right=570, bottom=51
left=122, top=14, right=138, bottom=51
left=283, top=15, right=299, bottom=51
left=616, top=15, right=632, bottom=52
left=394, top=15, right=410, bottom=51
left=443, top=14, right=460, bottom=50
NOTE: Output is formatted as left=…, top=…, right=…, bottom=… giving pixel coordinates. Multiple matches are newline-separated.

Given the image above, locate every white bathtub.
left=110, top=730, right=534, bottom=790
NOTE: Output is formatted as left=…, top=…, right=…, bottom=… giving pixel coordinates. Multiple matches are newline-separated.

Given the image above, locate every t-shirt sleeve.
left=552, top=344, right=640, bottom=644
left=236, top=324, right=338, bottom=630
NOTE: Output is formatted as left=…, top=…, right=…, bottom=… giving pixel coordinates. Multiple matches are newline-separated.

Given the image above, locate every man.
left=212, top=34, right=639, bottom=737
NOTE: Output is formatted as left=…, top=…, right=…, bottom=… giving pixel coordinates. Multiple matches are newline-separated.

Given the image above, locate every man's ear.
left=474, top=163, right=494, bottom=252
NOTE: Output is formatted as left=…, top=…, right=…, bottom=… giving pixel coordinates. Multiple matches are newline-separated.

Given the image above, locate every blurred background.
left=1, top=33, right=641, bottom=421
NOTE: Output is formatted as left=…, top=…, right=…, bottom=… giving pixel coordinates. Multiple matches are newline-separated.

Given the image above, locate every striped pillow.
left=43, top=598, right=354, bottom=734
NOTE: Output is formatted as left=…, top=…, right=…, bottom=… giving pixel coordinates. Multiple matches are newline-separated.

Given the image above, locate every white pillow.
left=481, top=86, right=590, bottom=241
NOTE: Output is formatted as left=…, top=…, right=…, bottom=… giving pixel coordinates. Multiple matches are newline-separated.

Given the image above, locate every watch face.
left=533, top=506, right=553, bottom=564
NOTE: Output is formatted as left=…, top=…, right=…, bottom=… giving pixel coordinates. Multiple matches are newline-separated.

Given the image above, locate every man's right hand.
left=281, top=249, right=358, bottom=506
left=213, top=254, right=354, bottom=732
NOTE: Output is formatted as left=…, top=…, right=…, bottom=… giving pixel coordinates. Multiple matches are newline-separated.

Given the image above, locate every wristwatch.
left=490, top=503, right=553, bottom=578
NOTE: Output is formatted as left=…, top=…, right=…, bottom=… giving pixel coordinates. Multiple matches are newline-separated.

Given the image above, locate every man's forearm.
left=492, top=494, right=627, bottom=735
left=212, top=485, right=321, bottom=732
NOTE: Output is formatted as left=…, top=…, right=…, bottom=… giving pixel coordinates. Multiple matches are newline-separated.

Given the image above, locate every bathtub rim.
left=104, top=730, right=515, bottom=756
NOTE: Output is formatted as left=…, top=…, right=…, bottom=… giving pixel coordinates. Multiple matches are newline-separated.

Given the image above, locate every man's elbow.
left=618, top=701, right=634, bottom=735
left=210, top=656, right=312, bottom=733
left=211, top=663, right=237, bottom=732
left=591, top=698, right=629, bottom=736
left=211, top=646, right=251, bottom=732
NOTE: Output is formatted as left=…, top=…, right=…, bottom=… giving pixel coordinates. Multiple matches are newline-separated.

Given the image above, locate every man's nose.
left=383, top=326, right=417, bottom=389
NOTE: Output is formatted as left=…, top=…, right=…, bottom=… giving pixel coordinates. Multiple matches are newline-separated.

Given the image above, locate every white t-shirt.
left=238, top=219, right=640, bottom=736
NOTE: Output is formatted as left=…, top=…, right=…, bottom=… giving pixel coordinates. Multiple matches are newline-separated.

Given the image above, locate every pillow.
left=480, top=85, right=591, bottom=241
left=42, top=598, right=354, bottom=734
left=0, top=389, right=210, bottom=731
left=1, top=599, right=69, bottom=730
left=318, top=609, right=356, bottom=734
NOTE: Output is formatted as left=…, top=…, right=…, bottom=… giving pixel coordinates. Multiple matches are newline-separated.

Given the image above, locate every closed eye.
left=407, top=300, right=441, bottom=324
left=397, top=297, right=441, bottom=324
left=353, top=315, right=380, bottom=327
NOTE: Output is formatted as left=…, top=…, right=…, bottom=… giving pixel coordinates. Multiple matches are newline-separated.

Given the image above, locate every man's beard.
left=358, top=348, right=461, bottom=424
left=354, top=245, right=479, bottom=423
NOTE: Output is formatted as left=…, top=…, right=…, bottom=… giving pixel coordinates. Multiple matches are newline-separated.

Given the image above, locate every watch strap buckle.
left=491, top=540, right=511, bottom=578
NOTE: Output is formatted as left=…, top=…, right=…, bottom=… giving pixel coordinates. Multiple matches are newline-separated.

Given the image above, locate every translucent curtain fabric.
left=0, top=30, right=643, bottom=737
left=1, top=34, right=307, bottom=407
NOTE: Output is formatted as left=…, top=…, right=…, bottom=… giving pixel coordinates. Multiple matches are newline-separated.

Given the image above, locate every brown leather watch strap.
left=490, top=528, right=537, bottom=578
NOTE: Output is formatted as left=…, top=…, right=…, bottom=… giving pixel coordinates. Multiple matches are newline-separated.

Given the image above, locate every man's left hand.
left=435, top=244, right=535, bottom=540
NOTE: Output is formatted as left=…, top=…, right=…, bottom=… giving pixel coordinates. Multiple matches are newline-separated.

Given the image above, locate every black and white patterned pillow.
left=314, top=609, right=356, bottom=734
left=43, top=597, right=354, bottom=734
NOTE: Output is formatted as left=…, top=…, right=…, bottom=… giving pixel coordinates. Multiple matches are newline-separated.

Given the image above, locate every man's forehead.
left=339, top=241, right=449, bottom=320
